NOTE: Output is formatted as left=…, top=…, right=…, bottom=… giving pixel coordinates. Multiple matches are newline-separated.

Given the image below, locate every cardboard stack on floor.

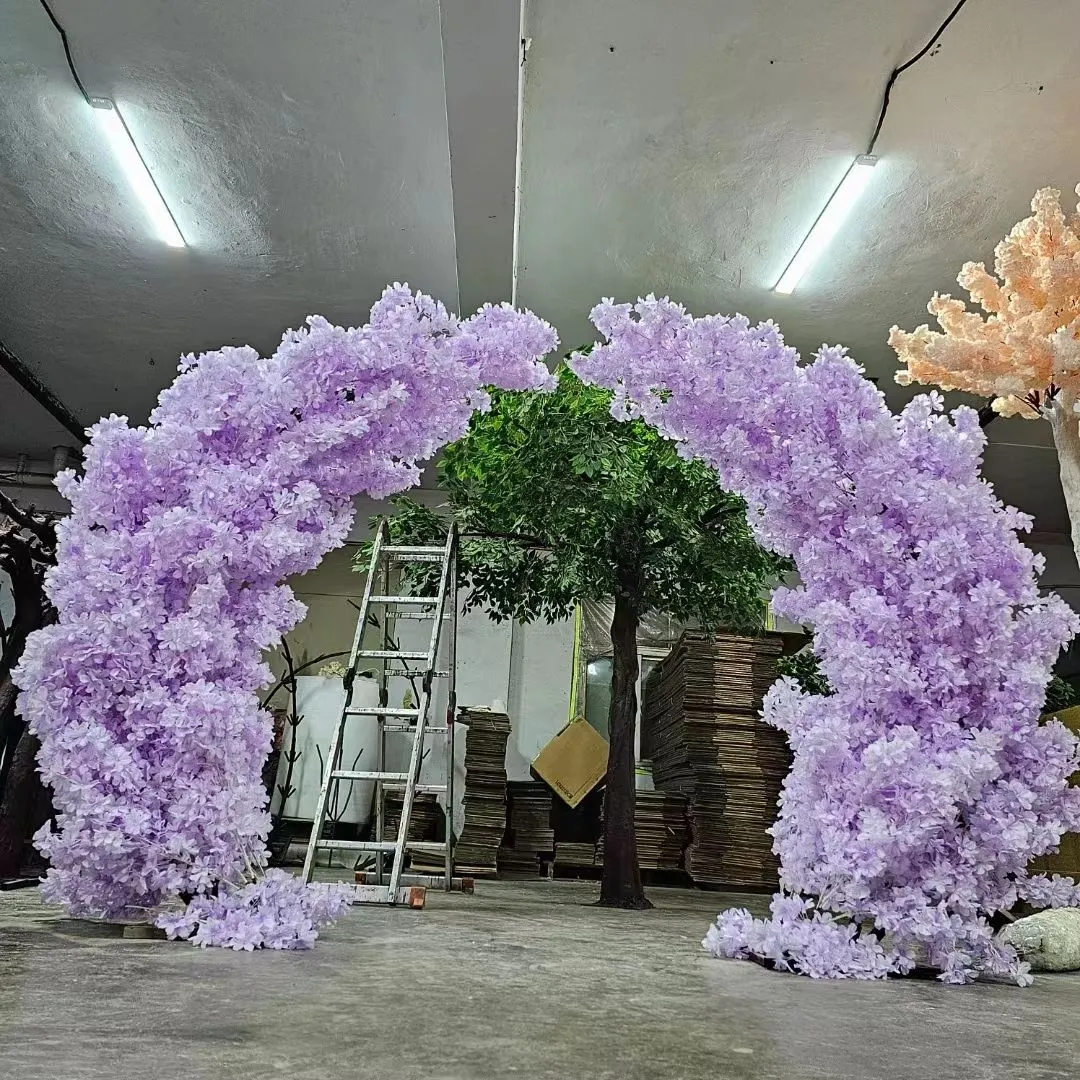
left=596, top=790, right=688, bottom=872
left=548, top=788, right=603, bottom=870
left=498, top=781, right=554, bottom=878
left=553, top=841, right=598, bottom=868
left=641, top=631, right=788, bottom=888
left=384, top=791, right=441, bottom=843
left=531, top=717, right=609, bottom=874
left=452, top=707, right=512, bottom=876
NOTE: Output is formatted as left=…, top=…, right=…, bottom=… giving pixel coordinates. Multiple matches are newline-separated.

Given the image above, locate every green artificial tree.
left=362, top=365, right=786, bottom=908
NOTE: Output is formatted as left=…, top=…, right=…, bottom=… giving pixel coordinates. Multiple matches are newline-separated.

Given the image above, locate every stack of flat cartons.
left=498, top=781, right=554, bottom=879
left=596, top=791, right=688, bottom=872
left=641, top=632, right=788, bottom=888
left=453, top=708, right=511, bottom=876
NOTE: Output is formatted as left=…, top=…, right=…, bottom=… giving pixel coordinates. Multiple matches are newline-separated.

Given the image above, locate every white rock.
left=1000, top=909, right=1080, bottom=972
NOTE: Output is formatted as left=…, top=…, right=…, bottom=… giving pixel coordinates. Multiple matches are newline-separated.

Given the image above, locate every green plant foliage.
left=776, top=649, right=833, bottom=697
left=358, top=364, right=787, bottom=628
left=1044, top=674, right=1080, bottom=715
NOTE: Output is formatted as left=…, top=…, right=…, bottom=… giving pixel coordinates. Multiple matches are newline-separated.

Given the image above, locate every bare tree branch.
left=0, top=491, right=56, bottom=549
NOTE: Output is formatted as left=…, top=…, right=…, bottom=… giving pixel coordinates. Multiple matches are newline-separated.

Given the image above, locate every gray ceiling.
left=2, top=0, right=1078, bottom=530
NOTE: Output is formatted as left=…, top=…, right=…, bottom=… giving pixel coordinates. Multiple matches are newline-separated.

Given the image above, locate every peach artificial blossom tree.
left=890, top=185, right=1080, bottom=557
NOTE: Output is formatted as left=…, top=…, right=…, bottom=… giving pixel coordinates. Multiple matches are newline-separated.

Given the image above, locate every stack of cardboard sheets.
left=596, top=791, right=688, bottom=872
left=384, top=791, right=441, bottom=844
left=498, top=781, right=554, bottom=879
left=641, top=631, right=789, bottom=888
left=553, top=841, right=598, bottom=867
left=453, top=707, right=511, bottom=876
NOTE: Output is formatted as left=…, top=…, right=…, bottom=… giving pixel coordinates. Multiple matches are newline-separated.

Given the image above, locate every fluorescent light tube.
left=90, top=97, right=186, bottom=248
left=774, top=155, right=877, bottom=295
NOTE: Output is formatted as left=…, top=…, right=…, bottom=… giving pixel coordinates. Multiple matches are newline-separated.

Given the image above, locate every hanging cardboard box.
left=531, top=717, right=609, bottom=809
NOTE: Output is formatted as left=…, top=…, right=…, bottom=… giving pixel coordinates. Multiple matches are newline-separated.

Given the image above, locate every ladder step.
left=346, top=706, right=421, bottom=718
left=350, top=884, right=427, bottom=908
left=357, top=650, right=430, bottom=660
left=321, top=840, right=397, bottom=853
left=383, top=724, right=448, bottom=733
left=330, top=770, right=409, bottom=782
left=316, top=839, right=448, bottom=854
left=385, top=545, right=445, bottom=555
left=392, top=612, right=451, bottom=621
left=381, top=782, right=447, bottom=794
left=370, top=595, right=439, bottom=605
left=387, top=551, right=443, bottom=563
left=385, top=669, right=449, bottom=679
left=356, top=871, right=474, bottom=894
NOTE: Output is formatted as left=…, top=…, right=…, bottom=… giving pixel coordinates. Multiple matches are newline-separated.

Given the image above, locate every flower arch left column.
left=14, top=285, right=556, bottom=945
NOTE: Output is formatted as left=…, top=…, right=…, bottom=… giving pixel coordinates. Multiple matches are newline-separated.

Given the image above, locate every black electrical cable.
left=866, top=0, right=971, bottom=155
left=36, top=0, right=92, bottom=105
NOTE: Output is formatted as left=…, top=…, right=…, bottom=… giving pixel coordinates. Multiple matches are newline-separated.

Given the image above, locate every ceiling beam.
left=0, top=339, right=87, bottom=446
left=439, top=0, right=522, bottom=313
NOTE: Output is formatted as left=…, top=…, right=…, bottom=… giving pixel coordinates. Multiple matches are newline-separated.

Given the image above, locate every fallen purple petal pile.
left=156, top=869, right=354, bottom=951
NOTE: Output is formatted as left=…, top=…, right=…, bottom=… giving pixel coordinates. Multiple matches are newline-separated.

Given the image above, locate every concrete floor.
left=1, top=879, right=1079, bottom=1080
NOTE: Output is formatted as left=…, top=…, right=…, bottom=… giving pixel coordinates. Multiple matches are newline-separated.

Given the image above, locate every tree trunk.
left=0, top=727, right=46, bottom=878
left=0, top=526, right=56, bottom=878
left=0, top=676, right=21, bottom=798
left=1050, top=389, right=1080, bottom=561
left=598, top=591, right=651, bottom=909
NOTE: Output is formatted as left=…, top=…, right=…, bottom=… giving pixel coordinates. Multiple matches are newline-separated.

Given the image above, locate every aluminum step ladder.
left=301, top=519, right=459, bottom=906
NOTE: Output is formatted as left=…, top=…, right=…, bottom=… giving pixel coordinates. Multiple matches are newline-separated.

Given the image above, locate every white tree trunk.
left=1048, top=389, right=1080, bottom=561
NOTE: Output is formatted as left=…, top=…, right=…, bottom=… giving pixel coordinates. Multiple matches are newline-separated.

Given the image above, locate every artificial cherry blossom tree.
left=574, top=296, right=1080, bottom=984
left=890, top=185, right=1080, bottom=558
left=14, top=285, right=556, bottom=948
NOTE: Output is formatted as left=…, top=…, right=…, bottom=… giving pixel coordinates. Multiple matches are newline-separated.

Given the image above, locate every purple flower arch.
left=14, top=285, right=556, bottom=947
left=573, top=297, right=1080, bottom=984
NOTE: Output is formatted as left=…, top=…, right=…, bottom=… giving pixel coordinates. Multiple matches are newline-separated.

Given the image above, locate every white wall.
left=378, top=603, right=573, bottom=836
left=506, top=619, right=575, bottom=776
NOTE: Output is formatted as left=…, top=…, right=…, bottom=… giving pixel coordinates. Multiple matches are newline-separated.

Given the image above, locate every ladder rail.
left=374, top=529, right=394, bottom=882
left=385, top=523, right=457, bottom=896
left=301, top=521, right=387, bottom=884
left=445, top=525, right=458, bottom=890
left=300, top=517, right=461, bottom=905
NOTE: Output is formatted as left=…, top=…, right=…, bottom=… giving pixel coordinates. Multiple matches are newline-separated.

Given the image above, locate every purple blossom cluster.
left=573, top=297, right=1080, bottom=984
left=14, top=285, right=556, bottom=945
left=156, top=869, right=353, bottom=950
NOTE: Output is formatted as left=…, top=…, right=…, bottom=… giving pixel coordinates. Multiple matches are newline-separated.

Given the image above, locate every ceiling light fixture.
left=90, top=98, right=186, bottom=248
left=772, top=0, right=970, bottom=295
left=37, top=0, right=188, bottom=248
left=773, top=156, right=877, bottom=295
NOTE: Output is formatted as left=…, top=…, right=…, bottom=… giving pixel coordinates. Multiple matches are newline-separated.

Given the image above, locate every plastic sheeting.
left=579, top=598, right=686, bottom=656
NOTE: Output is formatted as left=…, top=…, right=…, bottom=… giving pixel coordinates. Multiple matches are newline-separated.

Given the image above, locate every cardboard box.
left=1044, top=704, right=1080, bottom=736
left=531, top=717, right=609, bottom=808
left=1031, top=706, right=1080, bottom=880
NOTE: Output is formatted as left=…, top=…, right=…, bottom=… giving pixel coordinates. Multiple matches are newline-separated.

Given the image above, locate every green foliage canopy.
left=360, top=365, right=786, bottom=631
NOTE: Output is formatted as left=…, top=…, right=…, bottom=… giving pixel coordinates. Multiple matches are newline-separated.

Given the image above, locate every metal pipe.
left=0, top=339, right=87, bottom=445
left=0, top=474, right=56, bottom=489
